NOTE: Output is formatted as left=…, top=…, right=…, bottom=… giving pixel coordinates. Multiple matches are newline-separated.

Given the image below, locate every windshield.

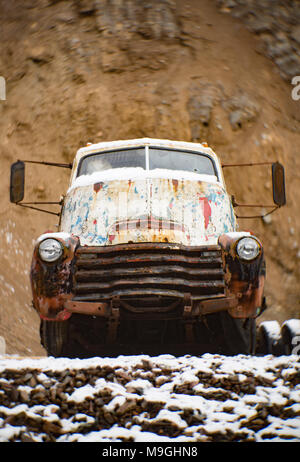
left=77, top=147, right=217, bottom=178
left=149, top=148, right=216, bottom=176
left=78, top=148, right=146, bottom=176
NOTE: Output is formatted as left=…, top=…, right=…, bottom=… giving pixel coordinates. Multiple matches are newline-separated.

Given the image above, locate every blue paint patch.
left=223, top=223, right=229, bottom=233
left=82, top=202, right=90, bottom=221
left=95, top=235, right=107, bottom=244
left=76, top=216, right=82, bottom=226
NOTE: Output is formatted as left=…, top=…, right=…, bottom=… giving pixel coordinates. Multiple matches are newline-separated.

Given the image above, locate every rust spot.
left=172, top=179, right=179, bottom=193
left=94, top=182, right=103, bottom=193
left=197, top=181, right=206, bottom=194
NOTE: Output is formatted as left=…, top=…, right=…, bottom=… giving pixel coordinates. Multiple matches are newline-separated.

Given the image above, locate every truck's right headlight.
left=236, top=237, right=260, bottom=261
left=39, top=238, right=63, bottom=262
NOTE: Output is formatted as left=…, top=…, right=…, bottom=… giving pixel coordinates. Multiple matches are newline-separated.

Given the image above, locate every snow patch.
left=68, top=167, right=218, bottom=193
left=0, top=353, right=299, bottom=442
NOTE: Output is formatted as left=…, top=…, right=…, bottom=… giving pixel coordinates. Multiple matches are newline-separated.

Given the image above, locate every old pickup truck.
left=10, top=138, right=292, bottom=357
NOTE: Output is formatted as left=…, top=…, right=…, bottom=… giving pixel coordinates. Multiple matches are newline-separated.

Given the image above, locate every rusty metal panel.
left=72, top=243, right=226, bottom=303
left=218, top=233, right=266, bottom=318
left=30, top=234, right=79, bottom=320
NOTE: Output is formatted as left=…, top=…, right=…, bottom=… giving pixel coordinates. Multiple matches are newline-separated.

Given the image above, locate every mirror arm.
left=21, top=201, right=63, bottom=205
left=17, top=203, right=60, bottom=217
left=222, top=161, right=273, bottom=168
left=233, top=203, right=276, bottom=208
left=22, top=160, right=72, bottom=169
left=236, top=206, right=279, bottom=219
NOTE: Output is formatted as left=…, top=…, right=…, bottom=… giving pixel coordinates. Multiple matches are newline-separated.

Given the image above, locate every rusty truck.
left=10, top=138, right=299, bottom=357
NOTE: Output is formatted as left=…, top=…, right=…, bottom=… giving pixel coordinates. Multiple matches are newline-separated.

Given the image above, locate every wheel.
left=281, top=319, right=300, bottom=355
left=219, top=312, right=256, bottom=355
left=193, top=312, right=256, bottom=355
left=40, top=319, right=70, bottom=357
left=256, top=320, right=284, bottom=355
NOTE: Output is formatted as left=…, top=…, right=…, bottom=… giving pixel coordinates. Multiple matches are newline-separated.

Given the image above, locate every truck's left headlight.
left=39, top=239, right=63, bottom=262
left=236, top=237, right=260, bottom=261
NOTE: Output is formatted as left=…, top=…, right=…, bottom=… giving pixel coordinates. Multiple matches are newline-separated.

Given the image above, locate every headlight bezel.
left=38, top=238, right=64, bottom=263
left=235, top=236, right=261, bottom=262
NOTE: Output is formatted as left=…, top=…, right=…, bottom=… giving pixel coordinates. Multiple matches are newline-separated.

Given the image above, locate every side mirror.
left=272, top=162, right=286, bottom=207
left=10, top=161, right=25, bottom=203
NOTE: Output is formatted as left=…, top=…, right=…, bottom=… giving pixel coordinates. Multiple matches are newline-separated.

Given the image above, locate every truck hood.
left=60, top=169, right=236, bottom=246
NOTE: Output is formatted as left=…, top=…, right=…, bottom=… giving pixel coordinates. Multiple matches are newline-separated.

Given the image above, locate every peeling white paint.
left=60, top=176, right=236, bottom=246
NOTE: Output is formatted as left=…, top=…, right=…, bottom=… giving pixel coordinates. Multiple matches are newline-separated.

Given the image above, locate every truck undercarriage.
left=40, top=311, right=256, bottom=358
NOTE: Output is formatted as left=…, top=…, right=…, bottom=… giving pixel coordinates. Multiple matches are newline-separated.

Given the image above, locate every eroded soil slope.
left=0, top=0, right=299, bottom=355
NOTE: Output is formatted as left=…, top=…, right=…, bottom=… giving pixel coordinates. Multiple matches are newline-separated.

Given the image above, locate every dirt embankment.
left=0, top=0, right=299, bottom=355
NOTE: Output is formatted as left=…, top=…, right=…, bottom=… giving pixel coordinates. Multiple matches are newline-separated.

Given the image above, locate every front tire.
left=40, top=319, right=70, bottom=357
left=220, top=312, right=256, bottom=355
left=255, top=320, right=285, bottom=355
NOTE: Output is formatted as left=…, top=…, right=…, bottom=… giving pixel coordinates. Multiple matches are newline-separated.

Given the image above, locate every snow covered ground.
left=0, top=353, right=299, bottom=443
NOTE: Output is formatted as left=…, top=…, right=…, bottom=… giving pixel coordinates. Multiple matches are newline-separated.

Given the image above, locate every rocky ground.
left=0, top=0, right=299, bottom=356
left=0, top=353, right=299, bottom=442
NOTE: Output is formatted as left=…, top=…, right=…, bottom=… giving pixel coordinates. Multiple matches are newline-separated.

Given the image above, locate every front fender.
left=218, top=232, right=266, bottom=318
left=30, top=232, right=79, bottom=320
